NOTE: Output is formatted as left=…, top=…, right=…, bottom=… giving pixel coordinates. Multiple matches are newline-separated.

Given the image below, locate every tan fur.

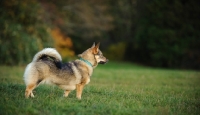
left=23, top=43, right=108, bottom=99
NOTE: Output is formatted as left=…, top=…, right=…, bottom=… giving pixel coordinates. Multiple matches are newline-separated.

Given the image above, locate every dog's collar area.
left=79, top=58, right=93, bottom=67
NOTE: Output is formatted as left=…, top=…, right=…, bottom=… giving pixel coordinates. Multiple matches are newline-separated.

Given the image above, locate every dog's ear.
left=91, top=42, right=95, bottom=48
left=95, top=42, right=100, bottom=49
left=93, top=42, right=100, bottom=54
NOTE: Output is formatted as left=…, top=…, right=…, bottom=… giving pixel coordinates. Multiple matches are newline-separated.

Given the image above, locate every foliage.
left=0, top=63, right=200, bottom=114
left=104, top=42, right=127, bottom=61
left=0, top=0, right=53, bottom=65
left=127, top=0, right=200, bottom=69
left=51, top=28, right=74, bottom=60
left=40, top=0, right=113, bottom=52
left=0, top=0, right=200, bottom=69
left=107, top=0, right=136, bottom=43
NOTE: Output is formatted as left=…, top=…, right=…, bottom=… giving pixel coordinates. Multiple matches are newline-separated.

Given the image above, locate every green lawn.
left=0, top=62, right=200, bottom=115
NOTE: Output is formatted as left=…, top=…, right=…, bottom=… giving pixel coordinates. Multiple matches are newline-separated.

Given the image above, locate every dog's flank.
left=23, top=42, right=108, bottom=99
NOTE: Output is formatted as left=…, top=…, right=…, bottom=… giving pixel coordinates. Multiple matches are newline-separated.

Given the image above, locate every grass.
left=0, top=62, right=200, bottom=115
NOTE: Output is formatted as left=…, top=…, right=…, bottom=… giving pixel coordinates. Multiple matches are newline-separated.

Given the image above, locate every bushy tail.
left=32, top=48, right=62, bottom=62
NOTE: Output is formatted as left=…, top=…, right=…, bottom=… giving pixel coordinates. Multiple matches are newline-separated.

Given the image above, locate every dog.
left=23, top=42, right=108, bottom=99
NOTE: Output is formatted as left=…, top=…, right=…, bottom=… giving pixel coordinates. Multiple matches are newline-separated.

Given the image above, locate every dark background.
left=0, top=0, right=200, bottom=69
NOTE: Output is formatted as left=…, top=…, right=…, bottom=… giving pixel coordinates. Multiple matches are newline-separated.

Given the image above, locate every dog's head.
left=92, top=43, right=109, bottom=64
left=78, top=42, right=108, bottom=67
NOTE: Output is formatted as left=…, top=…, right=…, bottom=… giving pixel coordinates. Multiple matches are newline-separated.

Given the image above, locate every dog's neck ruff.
left=79, top=58, right=93, bottom=67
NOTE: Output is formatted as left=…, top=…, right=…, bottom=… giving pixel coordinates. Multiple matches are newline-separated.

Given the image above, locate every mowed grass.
left=0, top=62, right=200, bottom=115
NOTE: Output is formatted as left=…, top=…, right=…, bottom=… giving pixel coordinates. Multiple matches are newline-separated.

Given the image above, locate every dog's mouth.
left=99, top=59, right=109, bottom=64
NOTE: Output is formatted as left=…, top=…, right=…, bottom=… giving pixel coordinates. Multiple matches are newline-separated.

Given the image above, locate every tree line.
left=0, top=0, right=199, bottom=69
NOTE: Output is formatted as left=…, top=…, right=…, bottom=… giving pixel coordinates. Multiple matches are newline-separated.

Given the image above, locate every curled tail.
left=33, top=48, right=62, bottom=68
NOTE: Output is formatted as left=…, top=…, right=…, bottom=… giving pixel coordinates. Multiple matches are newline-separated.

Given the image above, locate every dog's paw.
left=77, top=96, right=82, bottom=100
left=63, top=90, right=70, bottom=97
left=63, top=94, right=68, bottom=97
left=30, top=92, right=35, bottom=98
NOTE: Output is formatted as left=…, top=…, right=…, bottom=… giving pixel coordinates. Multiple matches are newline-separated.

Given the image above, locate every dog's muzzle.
left=99, top=59, right=109, bottom=64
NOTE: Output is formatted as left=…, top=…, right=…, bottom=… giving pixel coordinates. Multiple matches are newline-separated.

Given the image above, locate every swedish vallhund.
left=23, top=42, right=108, bottom=99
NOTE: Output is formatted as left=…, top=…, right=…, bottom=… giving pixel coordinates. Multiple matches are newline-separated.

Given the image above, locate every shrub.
left=0, top=0, right=52, bottom=65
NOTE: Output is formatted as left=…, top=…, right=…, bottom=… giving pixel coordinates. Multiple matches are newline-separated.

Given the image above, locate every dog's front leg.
left=76, top=84, right=85, bottom=100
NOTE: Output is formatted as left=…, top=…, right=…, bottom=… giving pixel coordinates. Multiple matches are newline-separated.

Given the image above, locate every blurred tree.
left=40, top=0, right=113, bottom=53
left=104, top=0, right=136, bottom=61
left=108, top=0, right=136, bottom=42
left=0, top=0, right=52, bottom=65
left=51, top=28, right=74, bottom=60
left=127, top=0, right=200, bottom=69
left=1, top=0, right=199, bottom=69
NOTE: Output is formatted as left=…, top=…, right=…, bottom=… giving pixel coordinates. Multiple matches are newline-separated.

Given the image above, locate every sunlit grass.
left=0, top=62, right=200, bottom=115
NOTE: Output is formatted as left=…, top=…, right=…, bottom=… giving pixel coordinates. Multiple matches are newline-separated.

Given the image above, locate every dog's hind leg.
left=25, top=84, right=37, bottom=98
